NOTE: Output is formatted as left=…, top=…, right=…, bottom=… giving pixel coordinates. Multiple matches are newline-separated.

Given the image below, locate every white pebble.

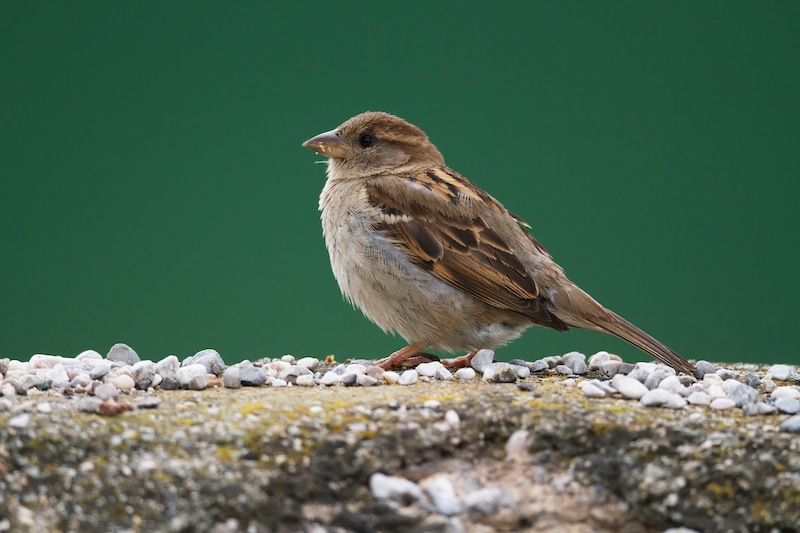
left=640, top=388, right=673, bottom=407
left=658, top=375, right=688, bottom=396
left=37, top=402, right=52, bottom=413
left=707, top=384, right=726, bottom=400
left=416, top=361, right=442, bottom=377
left=710, top=398, right=736, bottom=411
left=420, top=473, right=462, bottom=516
left=514, top=365, right=531, bottom=379
left=588, top=351, right=610, bottom=369
left=600, top=360, right=622, bottom=377
left=616, top=376, right=649, bottom=399
left=398, top=369, right=418, bottom=386
left=454, top=367, right=476, bottom=380
left=687, top=392, right=711, bottom=406
left=768, top=364, right=792, bottom=381
left=505, top=429, right=529, bottom=458
left=383, top=371, right=400, bottom=384
left=320, top=371, right=341, bottom=386
left=771, top=386, right=800, bottom=400
left=761, top=378, right=776, bottom=393
left=113, top=374, right=136, bottom=390
left=580, top=382, right=607, bottom=398
left=296, top=357, right=319, bottom=370
left=369, top=473, right=423, bottom=502
left=665, top=394, right=687, bottom=409
left=444, top=410, right=460, bottom=426
left=8, top=413, right=30, bottom=428
left=295, top=374, right=316, bottom=387
left=270, top=378, right=288, bottom=387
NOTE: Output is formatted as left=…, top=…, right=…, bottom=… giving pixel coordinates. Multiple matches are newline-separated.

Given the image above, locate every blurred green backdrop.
left=2, top=2, right=798, bottom=365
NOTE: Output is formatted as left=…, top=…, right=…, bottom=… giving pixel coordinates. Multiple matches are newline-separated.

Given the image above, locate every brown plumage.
left=303, top=111, right=695, bottom=375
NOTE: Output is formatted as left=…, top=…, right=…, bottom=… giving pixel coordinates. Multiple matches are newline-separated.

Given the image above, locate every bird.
left=303, top=111, right=696, bottom=375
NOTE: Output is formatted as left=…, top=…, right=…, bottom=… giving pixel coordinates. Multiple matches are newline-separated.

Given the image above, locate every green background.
left=2, top=2, right=798, bottom=366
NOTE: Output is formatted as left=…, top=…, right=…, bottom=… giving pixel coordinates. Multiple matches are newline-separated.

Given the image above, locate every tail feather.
left=594, top=310, right=696, bottom=375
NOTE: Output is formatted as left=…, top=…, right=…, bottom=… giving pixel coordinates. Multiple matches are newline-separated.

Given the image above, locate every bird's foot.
left=375, top=341, right=429, bottom=370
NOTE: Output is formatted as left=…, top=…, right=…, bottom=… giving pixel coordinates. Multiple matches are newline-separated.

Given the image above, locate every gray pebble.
left=71, top=374, right=91, bottom=388
left=781, top=415, right=800, bottom=433
left=222, top=367, right=241, bottom=389
left=78, top=397, right=103, bottom=413
left=106, top=343, right=140, bottom=365
left=134, top=367, right=155, bottom=390
left=565, top=358, right=588, bottom=375
left=136, top=397, right=161, bottom=409
left=89, top=362, right=112, bottom=380
left=644, top=368, right=672, bottom=390
left=94, top=383, right=119, bottom=401
left=183, top=349, right=226, bottom=375
left=398, top=369, right=418, bottom=386
left=482, top=363, right=518, bottom=383
left=239, top=366, right=267, bottom=387
left=154, top=355, right=180, bottom=379
left=627, top=368, right=650, bottom=383
left=555, top=364, right=573, bottom=375
left=693, top=360, right=717, bottom=379
left=469, top=349, right=495, bottom=373
left=187, top=375, right=208, bottom=391
left=726, top=382, right=760, bottom=407
left=617, top=362, right=635, bottom=375
left=716, top=368, right=740, bottom=380
left=514, top=365, right=531, bottom=379
left=769, top=364, right=792, bottom=381
left=640, top=388, right=673, bottom=407
left=159, top=376, right=178, bottom=390
left=775, top=397, right=800, bottom=415
left=341, top=372, right=358, bottom=386
left=463, top=487, right=504, bottom=514
left=527, top=360, right=549, bottom=373
left=507, top=359, right=528, bottom=367
left=356, top=374, right=378, bottom=387
left=743, top=373, right=761, bottom=388
left=757, top=401, right=777, bottom=415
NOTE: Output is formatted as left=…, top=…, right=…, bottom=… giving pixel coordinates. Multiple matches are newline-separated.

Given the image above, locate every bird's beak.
left=302, top=129, right=349, bottom=159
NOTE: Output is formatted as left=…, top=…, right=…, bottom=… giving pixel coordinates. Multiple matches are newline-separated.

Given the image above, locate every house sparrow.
left=303, top=112, right=696, bottom=375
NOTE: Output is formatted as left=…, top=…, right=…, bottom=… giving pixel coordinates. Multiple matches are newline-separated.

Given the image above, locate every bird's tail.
left=554, top=285, right=696, bottom=375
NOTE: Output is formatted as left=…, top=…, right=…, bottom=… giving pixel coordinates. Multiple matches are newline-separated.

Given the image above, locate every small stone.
left=775, top=397, right=800, bottom=414
left=239, top=366, right=268, bottom=387
left=341, top=372, right=358, bottom=386
left=725, top=382, right=760, bottom=407
left=687, top=392, right=711, bottom=406
left=93, top=383, right=119, bottom=400
left=482, top=363, right=518, bottom=383
left=555, top=365, right=573, bottom=375
left=76, top=350, right=103, bottom=360
left=514, top=365, right=531, bottom=379
left=463, top=487, right=504, bottom=514
left=743, top=373, right=761, bottom=388
left=296, top=357, right=320, bottom=371
left=183, top=349, right=226, bottom=375
left=37, top=402, right=52, bottom=413
left=136, top=397, right=161, bottom=409
left=455, top=368, right=476, bottom=380
left=693, top=361, right=717, bottom=379
left=561, top=351, right=585, bottom=364
left=528, top=360, right=549, bottom=373
left=366, top=366, right=385, bottom=380
left=640, top=388, right=673, bottom=407
left=781, top=415, right=800, bottom=433
left=113, top=374, right=135, bottom=391
left=434, top=366, right=453, bottom=381
left=658, top=375, right=688, bottom=396
left=78, top=397, right=103, bottom=413
left=507, top=359, right=528, bottom=367
left=417, top=361, right=444, bottom=378
left=761, top=378, right=777, bottom=394
left=420, top=473, right=462, bottom=516
left=71, top=374, right=91, bottom=388
left=710, top=398, right=736, bottom=411
left=580, top=382, right=607, bottom=398
left=756, top=401, right=777, bottom=415
left=707, top=384, right=726, bottom=399
left=369, top=473, right=423, bottom=502
left=356, top=374, right=378, bottom=387
left=320, top=371, right=341, bottom=386
left=398, top=369, right=418, bottom=386
left=616, top=377, right=649, bottom=399
left=296, top=374, right=317, bottom=387
left=617, top=362, right=635, bottom=375
left=106, top=343, right=140, bottom=365
left=222, top=366, right=241, bottom=388
left=383, top=371, right=400, bottom=384
left=187, top=375, right=208, bottom=390
left=281, top=354, right=296, bottom=363
left=131, top=368, right=153, bottom=391
left=177, top=364, right=208, bottom=387
left=768, top=364, right=792, bottom=381
left=344, top=363, right=367, bottom=375
left=716, top=368, right=740, bottom=381
left=588, top=351, right=610, bottom=369
left=270, top=378, right=288, bottom=387
left=565, top=358, right=588, bottom=375
left=470, top=349, right=495, bottom=373
left=444, top=410, right=460, bottom=426
left=665, top=394, right=687, bottom=409
left=89, top=362, right=112, bottom=380
left=154, top=355, right=180, bottom=379
left=627, top=368, right=650, bottom=383
left=771, top=386, right=800, bottom=400
left=278, top=365, right=312, bottom=383
left=159, top=377, right=178, bottom=390
left=505, top=429, right=529, bottom=457
left=600, top=360, right=622, bottom=377
left=517, top=382, right=536, bottom=392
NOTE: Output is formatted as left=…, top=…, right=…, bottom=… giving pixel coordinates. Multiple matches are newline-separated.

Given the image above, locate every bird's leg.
left=375, top=341, right=429, bottom=370
left=441, top=350, right=480, bottom=368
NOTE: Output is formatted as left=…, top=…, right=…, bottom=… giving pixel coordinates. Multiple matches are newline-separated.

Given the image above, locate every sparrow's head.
left=303, top=112, right=444, bottom=177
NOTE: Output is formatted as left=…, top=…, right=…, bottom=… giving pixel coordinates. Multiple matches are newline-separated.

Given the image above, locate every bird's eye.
left=359, top=133, right=374, bottom=148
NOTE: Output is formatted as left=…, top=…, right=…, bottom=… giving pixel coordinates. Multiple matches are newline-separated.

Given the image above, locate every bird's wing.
left=366, top=167, right=567, bottom=330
